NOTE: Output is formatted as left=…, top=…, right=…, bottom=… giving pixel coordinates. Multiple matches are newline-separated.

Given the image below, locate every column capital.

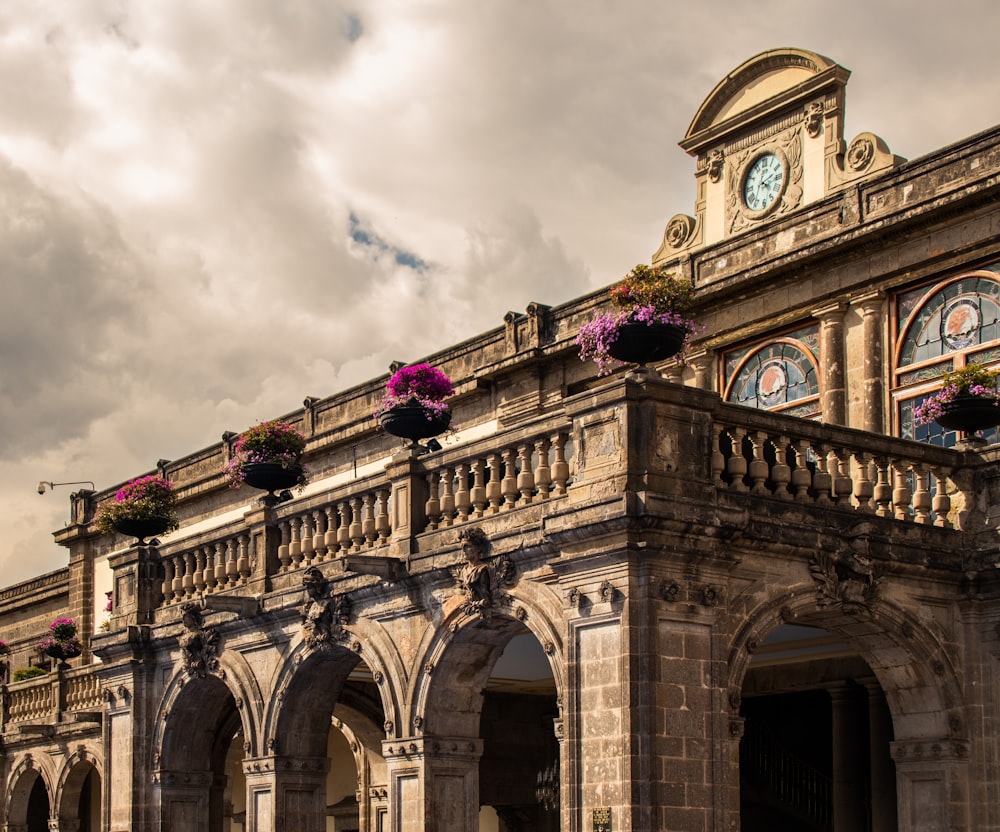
left=811, top=301, right=848, bottom=320
left=852, top=290, right=886, bottom=311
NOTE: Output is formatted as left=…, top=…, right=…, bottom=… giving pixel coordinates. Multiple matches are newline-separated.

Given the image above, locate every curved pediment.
left=683, top=48, right=844, bottom=148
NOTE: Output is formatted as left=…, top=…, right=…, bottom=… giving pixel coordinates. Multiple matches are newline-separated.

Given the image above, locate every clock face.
left=743, top=153, right=784, bottom=212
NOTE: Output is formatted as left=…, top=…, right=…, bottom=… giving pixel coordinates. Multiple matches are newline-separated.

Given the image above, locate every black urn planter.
left=934, top=396, right=1000, bottom=434
left=380, top=405, right=451, bottom=448
left=607, top=322, right=686, bottom=365
left=242, top=461, right=304, bottom=505
left=112, top=516, right=171, bottom=544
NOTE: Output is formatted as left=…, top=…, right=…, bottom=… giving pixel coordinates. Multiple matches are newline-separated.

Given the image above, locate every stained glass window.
left=725, top=329, right=820, bottom=416
left=894, top=269, right=1000, bottom=445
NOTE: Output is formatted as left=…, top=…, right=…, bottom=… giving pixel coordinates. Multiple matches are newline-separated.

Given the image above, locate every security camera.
left=37, top=482, right=47, bottom=495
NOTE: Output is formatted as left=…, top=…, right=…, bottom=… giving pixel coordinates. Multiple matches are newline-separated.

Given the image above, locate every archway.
left=57, top=756, right=103, bottom=832
left=156, top=673, right=245, bottom=832
left=418, top=613, right=561, bottom=832
left=6, top=765, right=52, bottom=832
left=739, top=622, right=897, bottom=832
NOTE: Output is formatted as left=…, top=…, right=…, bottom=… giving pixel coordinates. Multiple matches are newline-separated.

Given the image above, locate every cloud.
left=2, top=0, right=999, bottom=585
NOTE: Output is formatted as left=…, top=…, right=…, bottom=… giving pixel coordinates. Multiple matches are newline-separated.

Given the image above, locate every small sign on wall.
left=593, top=807, right=612, bottom=831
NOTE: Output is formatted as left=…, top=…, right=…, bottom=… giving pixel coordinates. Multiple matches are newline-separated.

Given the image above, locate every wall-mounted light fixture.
left=37, top=480, right=96, bottom=496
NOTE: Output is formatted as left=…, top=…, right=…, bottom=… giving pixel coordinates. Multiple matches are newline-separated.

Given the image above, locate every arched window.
left=724, top=326, right=821, bottom=417
left=893, top=268, right=1000, bottom=446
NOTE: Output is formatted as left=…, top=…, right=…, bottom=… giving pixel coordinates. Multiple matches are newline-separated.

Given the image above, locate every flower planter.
left=112, top=516, right=171, bottom=544
left=934, top=396, right=1000, bottom=433
left=380, top=405, right=451, bottom=447
left=607, top=322, right=687, bottom=365
left=243, top=462, right=305, bottom=504
left=44, top=644, right=80, bottom=662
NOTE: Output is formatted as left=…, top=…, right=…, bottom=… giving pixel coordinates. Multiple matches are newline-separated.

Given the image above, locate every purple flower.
left=375, top=364, right=454, bottom=421
left=226, top=420, right=309, bottom=490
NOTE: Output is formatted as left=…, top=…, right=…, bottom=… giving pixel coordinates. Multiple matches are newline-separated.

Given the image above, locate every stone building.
left=3, top=47, right=1000, bottom=831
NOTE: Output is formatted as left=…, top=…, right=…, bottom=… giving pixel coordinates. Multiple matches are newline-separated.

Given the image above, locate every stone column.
left=813, top=302, right=848, bottom=425
left=890, top=739, right=970, bottom=832
left=381, top=736, right=483, bottom=832
left=688, top=348, right=716, bottom=391
left=863, top=682, right=898, bottom=832
left=854, top=292, right=886, bottom=433
left=242, top=755, right=330, bottom=832
left=828, top=685, right=867, bottom=832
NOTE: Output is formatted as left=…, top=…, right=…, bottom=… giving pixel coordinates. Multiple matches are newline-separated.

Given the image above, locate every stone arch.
left=5, top=754, right=55, bottom=831
left=264, top=615, right=406, bottom=752
left=410, top=586, right=565, bottom=739
left=152, top=649, right=263, bottom=769
left=726, top=587, right=965, bottom=742
left=54, top=747, right=103, bottom=832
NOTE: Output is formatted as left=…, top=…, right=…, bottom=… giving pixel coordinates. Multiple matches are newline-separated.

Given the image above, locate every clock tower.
left=653, top=48, right=901, bottom=262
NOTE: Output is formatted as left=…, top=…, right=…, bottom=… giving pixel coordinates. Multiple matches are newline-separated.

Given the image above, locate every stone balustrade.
left=101, top=377, right=983, bottom=625
left=1, top=665, right=103, bottom=729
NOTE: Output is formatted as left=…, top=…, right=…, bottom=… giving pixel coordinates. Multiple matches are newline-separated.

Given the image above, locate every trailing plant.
left=0, top=638, right=9, bottom=655
left=13, top=666, right=47, bottom=682
left=37, top=617, right=83, bottom=660
left=913, top=363, right=1000, bottom=426
left=226, top=419, right=309, bottom=489
left=95, top=474, right=179, bottom=534
left=576, top=264, right=700, bottom=375
left=374, top=363, right=454, bottom=421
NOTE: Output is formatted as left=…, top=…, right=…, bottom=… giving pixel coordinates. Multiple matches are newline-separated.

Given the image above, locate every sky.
left=2, top=0, right=999, bottom=586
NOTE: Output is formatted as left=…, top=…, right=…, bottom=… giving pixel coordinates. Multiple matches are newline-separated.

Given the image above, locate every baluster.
left=912, top=466, right=931, bottom=525
left=201, top=546, right=216, bottom=593
left=337, top=502, right=351, bottom=554
left=425, top=472, right=442, bottom=530
left=931, top=467, right=952, bottom=528
left=182, top=553, right=196, bottom=598
left=790, top=439, right=812, bottom=502
left=770, top=435, right=792, bottom=500
left=440, top=467, right=457, bottom=526
left=312, top=510, right=326, bottom=562
left=237, top=535, right=251, bottom=583
left=832, top=448, right=854, bottom=507
left=278, top=520, right=292, bottom=572
left=747, top=431, right=768, bottom=495
left=892, top=463, right=913, bottom=522
left=349, top=498, right=364, bottom=550
left=517, top=444, right=535, bottom=505
left=324, top=506, right=338, bottom=558
left=485, top=453, right=503, bottom=513
left=162, top=557, right=175, bottom=604
left=534, top=437, right=552, bottom=500
left=300, top=513, right=314, bottom=565
left=289, top=517, right=303, bottom=569
left=375, top=489, right=391, bottom=543
left=501, top=448, right=519, bottom=509
left=811, top=444, right=832, bottom=505
left=725, top=428, right=748, bottom=492
left=552, top=433, right=570, bottom=495
left=214, top=540, right=228, bottom=588
left=228, top=539, right=241, bottom=586
left=171, top=554, right=185, bottom=601
left=852, top=452, right=875, bottom=513
left=455, top=463, right=471, bottom=522
left=362, top=494, right=376, bottom=547
left=193, top=548, right=207, bottom=596
left=873, top=458, right=893, bottom=518
left=711, top=427, right=726, bottom=486
left=474, top=458, right=491, bottom=516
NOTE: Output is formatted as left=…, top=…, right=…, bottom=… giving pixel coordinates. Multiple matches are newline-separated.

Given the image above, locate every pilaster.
left=812, top=302, right=848, bottom=425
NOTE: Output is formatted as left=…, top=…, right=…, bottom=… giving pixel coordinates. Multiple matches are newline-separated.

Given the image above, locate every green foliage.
left=13, top=666, right=47, bottom=682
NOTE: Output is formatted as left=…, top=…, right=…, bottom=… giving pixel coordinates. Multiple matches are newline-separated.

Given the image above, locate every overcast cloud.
left=2, top=0, right=998, bottom=585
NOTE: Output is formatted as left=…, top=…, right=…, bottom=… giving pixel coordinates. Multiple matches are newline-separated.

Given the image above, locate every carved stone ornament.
left=727, top=128, right=803, bottom=234
left=452, top=528, right=515, bottom=622
left=300, top=566, right=351, bottom=651
left=661, top=580, right=680, bottom=602
left=847, top=135, right=875, bottom=171
left=664, top=214, right=696, bottom=249
left=809, top=522, right=882, bottom=614
left=804, top=102, right=824, bottom=138
left=179, top=602, right=223, bottom=679
left=707, top=148, right=725, bottom=182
